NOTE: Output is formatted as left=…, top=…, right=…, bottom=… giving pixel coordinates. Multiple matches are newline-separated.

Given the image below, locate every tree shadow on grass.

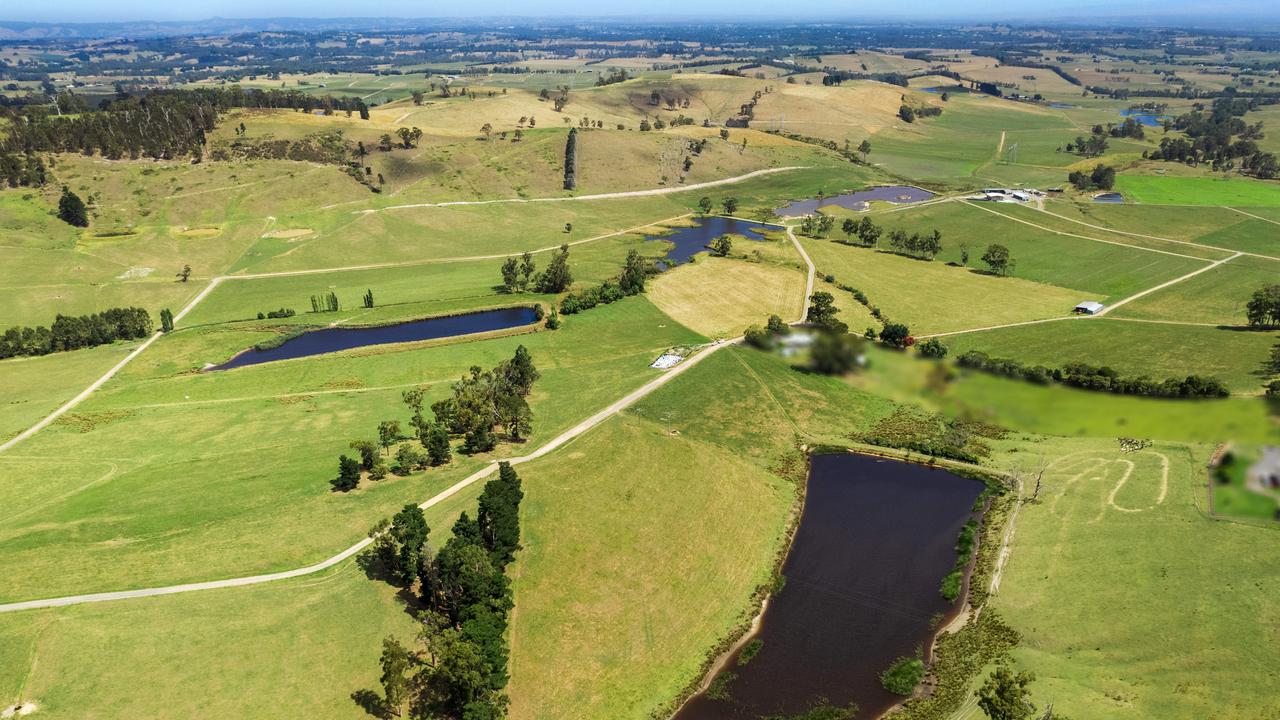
left=351, top=688, right=388, bottom=719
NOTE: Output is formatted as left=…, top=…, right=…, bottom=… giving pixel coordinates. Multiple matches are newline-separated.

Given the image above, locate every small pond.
left=674, top=453, right=984, bottom=720
left=647, top=216, right=772, bottom=266
left=776, top=186, right=935, bottom=217
left=1120, top=109, right=1170, bottom=127
left=209, top=306, right=539, bottom=371
left=1093, top=192, right=1124, bottom=203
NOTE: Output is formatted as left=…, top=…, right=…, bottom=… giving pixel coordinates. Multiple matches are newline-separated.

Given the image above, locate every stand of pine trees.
left=370, top=463, right=525, bottom=719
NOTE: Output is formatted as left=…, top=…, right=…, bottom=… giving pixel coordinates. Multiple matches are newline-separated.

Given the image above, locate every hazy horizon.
left=3, top=0, right=1279, bottom=26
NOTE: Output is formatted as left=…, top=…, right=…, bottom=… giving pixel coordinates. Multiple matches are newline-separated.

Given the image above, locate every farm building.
left=1249, top=447, right=1280, bottom=489
left=1074, top=301, right=1105, bottom=315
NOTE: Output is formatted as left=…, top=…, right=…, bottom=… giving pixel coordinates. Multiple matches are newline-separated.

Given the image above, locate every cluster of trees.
left=562, top=128, right=577, bottom=190
left=498, top=244, right=573, bottom=296
left=1067, top=164, right=1116, bottom=191
left=255, top=308, right=295, bottom=320
left=886, top=228, right=943, bottom=260
left=370, top=462, right=525, bottom=718
left=0, top=152, right=48, bottom=188
left=743, top=314, right=792, bottom=350
left=1145, top=98, right=1278, bottom=177
left=332, top=346, right=539, bottom=492
left=309, top=292, right=340, bottom=313
left=594, top=69, right=630, bottom=86
left=1110, top=117, right=1146, bottom=140
left=559, top=250, right=649, bottom=314
left=499, top=252, right=538, bottom=294
left=1247, top=284, right=1280, bottom=327
left=898, top=104, right=942, bottom=123
left=0, top=307, right=152, bottom=359
left=2, top=91, right=217, bottom=160
left=957, top=351, right=1229, bottom=398
left=798, top=213, right=835, bottom=238
left=840, top=216, right=882, bottom=246
left=981, top=243, right=1015, bottom=276
left=1063, top=127, right=1109, bottom=156
left=432, top=347, right=541, bottom=453
left=696, top=196, right=739, bottom=216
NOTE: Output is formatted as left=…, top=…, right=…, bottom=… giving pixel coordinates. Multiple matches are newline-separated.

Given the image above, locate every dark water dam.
left=675, top=453, right=984, bottom=720
left=210, top=306, right=538, bottom=371
left=776, top=186, right=935, bottom=217
left=648, top=217, right=772, bottom=265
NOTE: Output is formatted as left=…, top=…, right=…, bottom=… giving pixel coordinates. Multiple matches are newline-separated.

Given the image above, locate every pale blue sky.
left=2, top=0, right=1274, bottom=23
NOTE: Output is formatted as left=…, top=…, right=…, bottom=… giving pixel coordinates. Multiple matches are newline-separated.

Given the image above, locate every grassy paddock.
left=942, top=319, right=1277, bottom=395
left=1115, top=174, right=1280, bottom=207
left=646, top=256, right=806, bottom=337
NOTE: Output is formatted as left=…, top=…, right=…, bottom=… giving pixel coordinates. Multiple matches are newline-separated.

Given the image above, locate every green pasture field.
left=0, top=296, right=704, bottom=601
left=800, top=236, right=1089, bottom=335
left=1110, top=254, right=1280, bottom=325
left=869, top=200, right=1209, bottom=300
left=0, top=342, right=142, bottom=442
left=869, top=93, right=1075, bottom=186
left=942, top=318, right=1277, bottom=394
left=1115, top=174, right=1280, bottom=207
left=1036, top=200, right=1262, bottom=246
left=646, top=256, right=806, bottom=338
left=967, top=438, right=1280, bottom=719
left=973, top=200, right=1235, bottom=260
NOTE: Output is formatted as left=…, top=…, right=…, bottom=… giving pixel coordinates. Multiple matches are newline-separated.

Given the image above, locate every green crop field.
left=1115, top=174, right=1280, bottom=207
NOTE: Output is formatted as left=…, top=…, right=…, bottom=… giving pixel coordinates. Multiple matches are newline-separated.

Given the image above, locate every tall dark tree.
left=618, top=249, right=648, bottom=294
left=57, top=185, right=88, bottom=227
left=333, top=455, right=361, bottom=492
left=388, top=504, right=430, bottom=587
left=159, top=308, right=174, bottom=333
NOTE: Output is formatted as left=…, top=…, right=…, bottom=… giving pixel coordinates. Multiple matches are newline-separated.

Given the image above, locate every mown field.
left=1115, top=174, right=1280, bottom=207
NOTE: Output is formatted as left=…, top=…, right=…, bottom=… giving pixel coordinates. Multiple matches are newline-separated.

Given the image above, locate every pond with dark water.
left=776, top=186, right=935, bottom=217
left=1093, top=192, right=1124, bottom=203
left=675, top=453, right=984, bottom=720
left=209, top=306, right=539, bottom=371
left=647, top=216, right=772, bottom=266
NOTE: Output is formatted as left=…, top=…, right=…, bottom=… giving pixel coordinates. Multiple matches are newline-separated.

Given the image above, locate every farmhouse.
left=1249, top=447, right=1280, bottom=490
left=1074, top=301, right=1105, bottom=315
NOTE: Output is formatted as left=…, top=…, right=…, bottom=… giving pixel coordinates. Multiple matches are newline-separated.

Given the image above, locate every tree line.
left=367, top=460, right=525, bottom=718
left=0, top=307, right=152, bottom=359
left=956, top=351, right=1229, bottom=398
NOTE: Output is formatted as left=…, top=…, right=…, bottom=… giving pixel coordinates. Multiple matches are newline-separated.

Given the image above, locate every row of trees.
left=0, top=307, right=152, bottom=359
left=309, top=292, right=340, bottom=313
left=957, top=351, right=1229, bottom=398
left=2, top=91, right=218, bottom=160
left=0, top=151, right=48, bottom=188
left=370, top=461, right=525, bottom=718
